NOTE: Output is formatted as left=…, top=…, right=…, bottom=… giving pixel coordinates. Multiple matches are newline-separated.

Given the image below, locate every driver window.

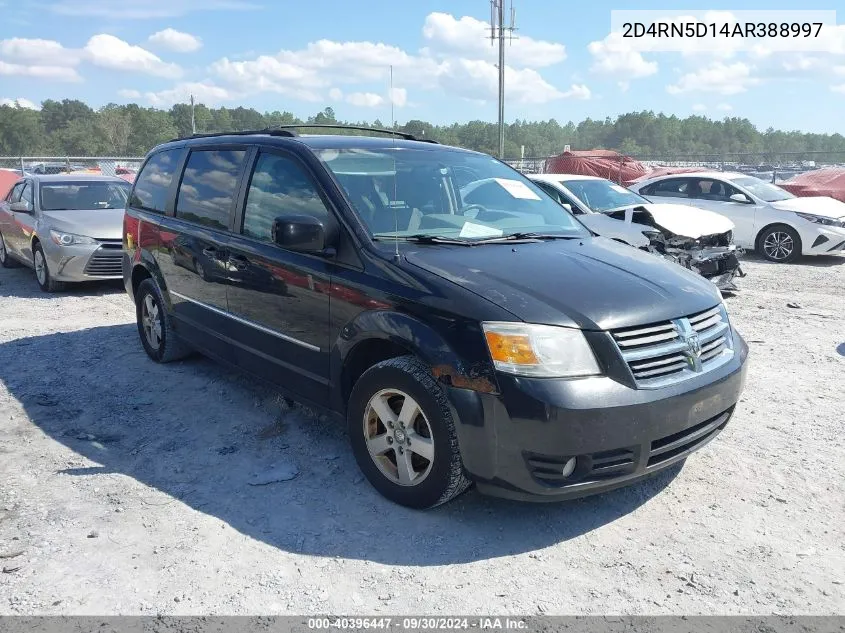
left=8, top=182, right=25, bottom=203
left=242, top=153, right=331, bottom=243
left=20, top=183, right=34, bottom=207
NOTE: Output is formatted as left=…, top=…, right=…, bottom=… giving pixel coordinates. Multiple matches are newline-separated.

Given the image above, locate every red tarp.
left=0, top=169, right=21, bottom=199
left=544, top=150, right=647, bottom=184
left=778, top=168, right=845, bottom=203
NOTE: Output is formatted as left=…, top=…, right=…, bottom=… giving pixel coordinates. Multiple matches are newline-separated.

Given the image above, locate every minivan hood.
left=41, top=208, right=124, bottom=240
left=769, top=196, right=845, bottom=219
left=402, top=236, right=722, bottom=331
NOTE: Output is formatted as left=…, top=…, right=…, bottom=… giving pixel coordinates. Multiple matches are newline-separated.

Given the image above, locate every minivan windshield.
left=40, top=181, right=131, bottom=211
left=728, top=176, right=795, bottom=202
left=316, top=148, right=589, bottom=241
left=559, top=178, right=649, bottom=212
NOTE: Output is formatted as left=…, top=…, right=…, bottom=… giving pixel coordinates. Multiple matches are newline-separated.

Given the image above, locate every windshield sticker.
left=610, top=184, right=630, bottom=194
left=494, top=178, right=542, bottom=200
left=459, top=222, right=504, bottom=238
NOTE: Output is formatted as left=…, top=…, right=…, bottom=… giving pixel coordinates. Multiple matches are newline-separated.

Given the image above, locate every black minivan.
left=122, top=126, right=748, bottom=509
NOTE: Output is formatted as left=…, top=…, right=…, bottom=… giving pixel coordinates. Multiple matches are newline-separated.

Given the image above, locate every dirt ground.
left=0, top=253, right=843, bottom=616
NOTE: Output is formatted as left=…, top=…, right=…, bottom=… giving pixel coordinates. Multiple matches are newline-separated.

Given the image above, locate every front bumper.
left=801, top=225, right=845, bottom=256
left=449, top=328, right=749, bottom=502
left=42, top=239, right=123, bottom=281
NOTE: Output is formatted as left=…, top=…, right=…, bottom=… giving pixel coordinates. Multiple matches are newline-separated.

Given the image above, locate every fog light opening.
left=560, top=457, right=577, bottom=478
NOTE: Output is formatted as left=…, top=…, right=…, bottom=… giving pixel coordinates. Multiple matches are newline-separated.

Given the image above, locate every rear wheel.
left=758, top=225, right=801, bottom=263
left=33, top=242, right=65, bottom=292
left=347, top=355, right=471, bottom=509
left=135, top=278, right=192, bottom=363
left=0, top=231, right=20, bottom=268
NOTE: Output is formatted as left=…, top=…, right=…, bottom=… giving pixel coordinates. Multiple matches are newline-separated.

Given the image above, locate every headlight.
left=50, top=230, right=97, bottom=246
left=482, top=321, right=602, bottom=378
left=795, top=212, right=845, bottom=228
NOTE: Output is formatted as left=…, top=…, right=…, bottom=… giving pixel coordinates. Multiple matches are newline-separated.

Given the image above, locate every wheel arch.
left=129, top=259, right=169, bottom=306
left=331, top=310, right=498, bottom=414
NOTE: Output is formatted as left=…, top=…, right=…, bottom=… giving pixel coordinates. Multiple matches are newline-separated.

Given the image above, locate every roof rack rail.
left=169, top=128, right=299, bottom=142
left=267, top=124, right=439, bottom=144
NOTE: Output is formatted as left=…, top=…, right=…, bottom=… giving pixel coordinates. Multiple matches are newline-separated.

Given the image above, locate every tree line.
left=2, top=99, right=845, bottom=162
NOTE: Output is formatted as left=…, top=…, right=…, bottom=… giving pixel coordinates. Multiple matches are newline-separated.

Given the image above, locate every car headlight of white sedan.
left=50, top=230, right=98, bottom=246
left=795, top=212, right=845, bottom=228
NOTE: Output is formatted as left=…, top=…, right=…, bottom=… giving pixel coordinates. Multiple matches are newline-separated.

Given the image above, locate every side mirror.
left=729, top=193, right=751, bottom=204
left=272, top=214, right=335, bottom=256
left=10, top=201, right=31, bottom=213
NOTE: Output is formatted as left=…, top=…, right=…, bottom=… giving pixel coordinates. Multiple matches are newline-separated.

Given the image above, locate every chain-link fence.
left=0, top=157, right=143, bottom=181
left=504, top=150, right=845, bottom=184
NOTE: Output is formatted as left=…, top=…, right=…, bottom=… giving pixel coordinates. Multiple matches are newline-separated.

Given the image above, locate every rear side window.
left=644, top=178, right=690, bottom=198
left=176, top=149, right=246, bottom=231
left=130, top=149, right=181, bottom=213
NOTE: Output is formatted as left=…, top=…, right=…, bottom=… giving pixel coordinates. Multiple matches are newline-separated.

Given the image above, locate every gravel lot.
left=1, top=254, right=843, bottom=616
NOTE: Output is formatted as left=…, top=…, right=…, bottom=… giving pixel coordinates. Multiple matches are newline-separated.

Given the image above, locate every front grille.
left=647, top=408, right=732, bottom=468
left=611, top=305, right=734, bottom=388
left=84, top=250, right=122, bottom=276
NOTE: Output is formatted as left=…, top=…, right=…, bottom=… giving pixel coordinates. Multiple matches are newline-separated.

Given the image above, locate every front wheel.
left=347, top=355, right=471, bottom=509
left=758, top=225, right=801, bottom=263
left=33, top=242, right=65, bottom=292
left=135, top=278, right=192, bottom=363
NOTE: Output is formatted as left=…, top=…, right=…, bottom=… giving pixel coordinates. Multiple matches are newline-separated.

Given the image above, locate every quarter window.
left=242, top=153, right=330, bottom=243
left=130, top=149, right=181, bottom=213
left=176, top=149, right=246, bottom=231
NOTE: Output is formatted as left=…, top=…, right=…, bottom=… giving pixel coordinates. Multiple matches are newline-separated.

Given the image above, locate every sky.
left=1, top=0, right=844, bottom=133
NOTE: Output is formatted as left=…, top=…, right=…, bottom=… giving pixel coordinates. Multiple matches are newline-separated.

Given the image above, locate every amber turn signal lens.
left=484, top=331, right=539, bottom=366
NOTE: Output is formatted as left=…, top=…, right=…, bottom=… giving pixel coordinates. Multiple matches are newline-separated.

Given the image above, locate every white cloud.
left=691, top=104, right=706, bottom=112
left=118, top=89, right=142, bottom=99
left=346, top=92, right=384, bottom=108
left=140, top=81, right=235, bottom=106
left=0, top=37, right=79, bottom=66
left=716, top=103, right=733, bottom=111
left=0, top=60, right=81, bottom=82
left=84, top=34, right=182, bottom=78
left=588, top=33, right=658, bottom=79
left=148, top=28, right=202, bottom=53
left=328, top=87, right=343, bottom=101
left=0, top=97, right=39, bottom=109
left=832, top=84, right=845, bottom=94
left=49, top=0, right=260, bottom=19
left=389, top=87, right=407, bottom=107
left=421, top=12, right=566, bottom=68
left=618, top=81, right=630, bottom=93
left=667, top=62, right=757, bottom=95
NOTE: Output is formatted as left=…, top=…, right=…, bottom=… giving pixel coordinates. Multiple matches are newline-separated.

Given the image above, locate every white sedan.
left=628, top=171, right=845, bottom=263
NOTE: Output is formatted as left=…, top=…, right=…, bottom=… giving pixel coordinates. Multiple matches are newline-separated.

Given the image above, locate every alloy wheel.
left=363, top=388, right=435, bottom=486
left=34, top=249, right=47, bottom=285
left=763, top=231, right=794, bottom=261
left=141, top=294, right=163, bottom=351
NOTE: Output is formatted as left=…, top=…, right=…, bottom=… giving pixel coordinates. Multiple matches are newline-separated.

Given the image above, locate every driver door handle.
left=228, top=254, right=250, bottom=271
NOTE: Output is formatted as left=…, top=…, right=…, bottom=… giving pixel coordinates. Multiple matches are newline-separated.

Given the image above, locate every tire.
left=757, top=225, right=801, bottom=263
left=347, top=355, right=472, bottom=509
left=193, top=258, right=210, bottom=281
left=33, top=242, right=65, bottom=292
left=135, top=278, right=193, bottom=363
left=0, top=231, right=20, bottom=268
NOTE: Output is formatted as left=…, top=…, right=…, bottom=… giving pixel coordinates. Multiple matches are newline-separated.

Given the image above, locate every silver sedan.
left=0, top=174, right=131, bottom=292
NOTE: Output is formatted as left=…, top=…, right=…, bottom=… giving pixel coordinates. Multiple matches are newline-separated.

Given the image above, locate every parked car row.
left=1, top=128, right=751, bottom=510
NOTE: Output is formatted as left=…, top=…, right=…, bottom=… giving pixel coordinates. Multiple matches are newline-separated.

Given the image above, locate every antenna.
left=488, top=0, right=517, bottom=158
left=390, top=65, right=400, bottom=261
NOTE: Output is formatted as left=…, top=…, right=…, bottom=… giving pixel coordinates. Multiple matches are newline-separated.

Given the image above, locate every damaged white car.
left=528, top=174, right=745, bottom=292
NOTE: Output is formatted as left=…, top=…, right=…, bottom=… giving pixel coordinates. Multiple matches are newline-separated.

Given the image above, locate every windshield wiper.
left=472, top=232, right=581, bottom=244
left=372, top=233, right=474, bottom=246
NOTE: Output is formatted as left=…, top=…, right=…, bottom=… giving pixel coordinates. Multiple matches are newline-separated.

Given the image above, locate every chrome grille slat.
left=610, top=304, right=734, bottom=389
left=84, top=251, right=122, bottom=277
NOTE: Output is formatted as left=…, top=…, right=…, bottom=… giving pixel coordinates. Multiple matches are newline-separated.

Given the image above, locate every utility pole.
left=489, top=0, right=516, bottom=158
left=190, top=94, right=196, bottom=135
